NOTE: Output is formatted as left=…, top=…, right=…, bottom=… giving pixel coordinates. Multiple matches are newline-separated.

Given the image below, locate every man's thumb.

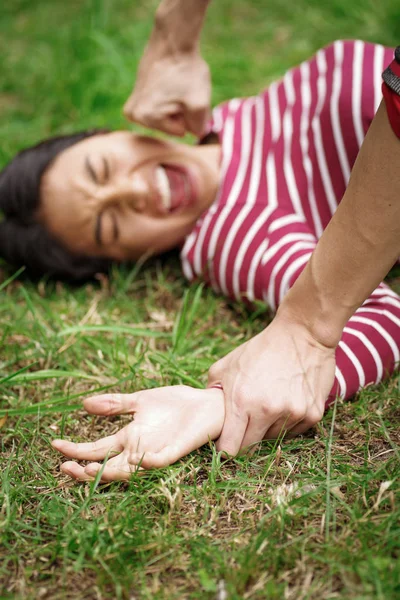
left=184, top=106, right=210, bottom=138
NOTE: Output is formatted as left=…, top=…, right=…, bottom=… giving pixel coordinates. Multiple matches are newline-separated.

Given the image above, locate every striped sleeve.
left=259, top=209, right=316, bottom=311
left=329, top=283, right=400, bottom=402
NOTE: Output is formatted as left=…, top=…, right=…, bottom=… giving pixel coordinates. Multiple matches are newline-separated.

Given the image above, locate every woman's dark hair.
left=0, top=130, right=112, bottom=281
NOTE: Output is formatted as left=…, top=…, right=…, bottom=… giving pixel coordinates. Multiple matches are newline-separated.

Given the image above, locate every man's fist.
left=124, top=43, right=211, bottom=138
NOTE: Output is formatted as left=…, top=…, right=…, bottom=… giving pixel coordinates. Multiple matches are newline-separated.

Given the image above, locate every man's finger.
left=240, top=416, right=270, bottom=451
left=286, top=419, right=317, bottom=437
left=184, top=106, right=209, bottom=138
left=52, top=435, right=122, bottom=461
left=263, top=414, right=297, bottom=440
left=122, top=96, right=137, bottom=123
left=215, top=411, right=248, bottom=457
left=285, top=404, right=325, bottom=437
left=138, top=112, right=187, bottom=137
left=123, top=96, right=187, bottom=136
left=122, top=94, right=148, bottom=124
left=158, top=113, right=187, bottom=137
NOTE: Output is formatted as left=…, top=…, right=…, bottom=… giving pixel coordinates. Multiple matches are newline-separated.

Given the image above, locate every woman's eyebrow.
left=85, top=156, right=98, bottom=183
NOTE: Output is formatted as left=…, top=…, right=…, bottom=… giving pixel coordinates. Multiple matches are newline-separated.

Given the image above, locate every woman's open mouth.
left=155, top=164, right=197, bottom=213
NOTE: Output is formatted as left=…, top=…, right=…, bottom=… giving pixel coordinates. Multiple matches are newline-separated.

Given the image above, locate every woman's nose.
left=103, top=172, right=147, bottom=213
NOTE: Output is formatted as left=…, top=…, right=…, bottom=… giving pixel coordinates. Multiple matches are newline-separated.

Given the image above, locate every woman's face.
left=39, top=132, right=220, bottom=260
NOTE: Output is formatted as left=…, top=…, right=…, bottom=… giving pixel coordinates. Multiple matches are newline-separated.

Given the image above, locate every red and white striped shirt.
left=181, top=40, right=399, bottom=402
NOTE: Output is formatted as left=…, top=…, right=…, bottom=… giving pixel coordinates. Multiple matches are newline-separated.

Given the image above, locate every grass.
left=1, top=0, right=400, bottom=598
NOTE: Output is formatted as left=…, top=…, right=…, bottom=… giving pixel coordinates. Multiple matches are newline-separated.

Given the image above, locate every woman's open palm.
left=52, top=385, right=224, bottom=482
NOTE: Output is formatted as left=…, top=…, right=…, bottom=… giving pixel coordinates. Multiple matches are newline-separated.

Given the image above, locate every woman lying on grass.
left=1, top=40, right=399, bottom=481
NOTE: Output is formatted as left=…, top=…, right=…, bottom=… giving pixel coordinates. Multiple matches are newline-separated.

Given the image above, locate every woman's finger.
left=52, top=434, right=123, bottom=461
left=84, top=460, right=142, bottom=482
left=127, top=444, right=183, bottom=469
left=61, top=461, right=94, bottom=481
left=83, top=393, right=141, bottom=416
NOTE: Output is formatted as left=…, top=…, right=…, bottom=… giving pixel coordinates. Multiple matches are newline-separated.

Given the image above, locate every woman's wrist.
left=205, top=386, right=225, bottom=440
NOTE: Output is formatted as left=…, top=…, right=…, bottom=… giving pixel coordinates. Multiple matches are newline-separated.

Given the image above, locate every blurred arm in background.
left=123, top=0, right=212, bottom=137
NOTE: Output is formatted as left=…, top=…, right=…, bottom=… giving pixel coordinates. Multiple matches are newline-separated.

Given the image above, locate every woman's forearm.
left=280, top=101, right=400, bottom=348
left=153, top=0, right=211, bottom=53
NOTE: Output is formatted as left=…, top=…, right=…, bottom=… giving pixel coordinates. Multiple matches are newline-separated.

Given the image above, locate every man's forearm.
left=280, top=101, right=400, bottom=347
left=154, top=0, right=211, bottom=53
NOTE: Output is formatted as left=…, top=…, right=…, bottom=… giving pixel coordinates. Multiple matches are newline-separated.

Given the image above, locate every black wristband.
left=382, top=46, right=400, bottom=96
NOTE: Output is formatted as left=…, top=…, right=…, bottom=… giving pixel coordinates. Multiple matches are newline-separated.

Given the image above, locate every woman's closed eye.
left=85, top=155, right=110, bottom=185
left=95, top=211, right=119, bottom=246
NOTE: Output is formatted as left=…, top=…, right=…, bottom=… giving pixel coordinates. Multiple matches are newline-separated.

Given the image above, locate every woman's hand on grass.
left=208, top=312, right=337, bottom=456
left=52, top=385, right=224, bottom=482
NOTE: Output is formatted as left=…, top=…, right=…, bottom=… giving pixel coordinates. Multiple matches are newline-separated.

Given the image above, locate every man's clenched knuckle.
left=307, top=406, right=324, bottom=426
left=129, top=102, right=154, bottom=123
left=138, top=108, right=154, bottom=124
left=314, top=405, right=325, bottom=422
left=289, top=405, right=306, bottom=423
left=233, top=383, right=252, bottom=406
left=259, top=397, right=277, bottom=418
left=186, top=98, right=208, bottom=113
